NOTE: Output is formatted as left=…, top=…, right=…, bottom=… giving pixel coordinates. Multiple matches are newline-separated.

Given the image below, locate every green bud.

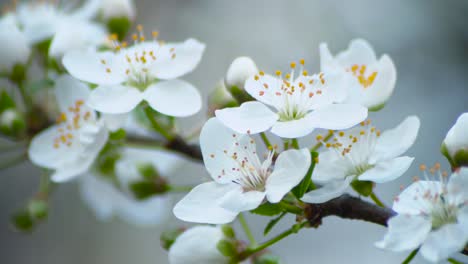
left=107, top=17, right=132, bottom=41
left=221, top=225, right=236, bottom=239
left=28, top=199, right=48, bottom=220
left=253, top=253, right=281, bottom=264
left=350, top=179, right=373, bottom=197
left=0, top=90, right=16, bottom=113
left=227, top=85, right=254, bottom=104
left=160, top=228, right=185, bottom=250
left=11, top=210, right=34, bottom=232
left=109, top=128, right=127, bottom=141
left=216, top=239, right=237, bottom=257
left=0, top=109, right=26, bottom=137
left=130, top=179, right=169, bottom=200
left=137, top=163, right=160, bottom=180
left=208, top=81, right=237, bottom=117
left=9, top=64, right=27, bottom=84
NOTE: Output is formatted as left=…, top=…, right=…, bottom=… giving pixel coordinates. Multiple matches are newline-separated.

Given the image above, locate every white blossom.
left=376, top=167, right=468, bottom=263
left=173, top=118, right=311, bottom=224
left=28, top=75, right=109, bottom=182
left=80, top=147, right=185, bottom=226
left=169, top=225, right=229, bottom=264
left=225, top=56, right=258, bottom=89
left=100, top=0, right=136, bottom=20
left=302, top=116, right=420, bottom=203
left=216, top=60, right=368, bottom=138
left=63, top=30, right=205, bottom=116
left=320, top=39, right=396, bottom=110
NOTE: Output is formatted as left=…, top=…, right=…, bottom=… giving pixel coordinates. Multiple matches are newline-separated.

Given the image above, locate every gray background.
left=1, top=0, right=468, bottom=263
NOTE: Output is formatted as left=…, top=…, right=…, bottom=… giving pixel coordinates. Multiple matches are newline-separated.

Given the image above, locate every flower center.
left=346, top=64, right=378, bottom=88
left=212, top=135, right=274, bottom=192
left=431, top=195, right=458, bottom=229
left=53, top=99, right=92, bottom=148
left=318, top=120, right=381, bottom=175
left=254, top=60, right=328, bottom=122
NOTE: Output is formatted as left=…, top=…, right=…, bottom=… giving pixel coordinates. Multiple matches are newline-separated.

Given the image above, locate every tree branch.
left=304, top=194, right=396, bottom=227
left=165, top=136, right=203, bottom=161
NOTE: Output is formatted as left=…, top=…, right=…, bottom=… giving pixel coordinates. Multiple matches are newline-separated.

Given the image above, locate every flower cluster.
left=1, top=1, right=467, bottom=263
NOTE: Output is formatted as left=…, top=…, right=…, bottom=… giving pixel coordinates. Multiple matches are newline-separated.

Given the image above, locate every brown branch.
left=304, top=194, right=396, bottom=227
left=165, top=136, right=203, bottom=161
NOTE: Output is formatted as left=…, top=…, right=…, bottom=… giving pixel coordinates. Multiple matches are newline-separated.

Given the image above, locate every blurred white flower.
left=80, top=147, right=184, bottom=226
left=173, top=118, right=311, bottom=224
left=28, top=75, right=109, bottom=182
left=216, top=61, right=368, bottom=138
left=376, top=167, right=468, bottom=263
left=169, top=225, right=229, bottom=264
left=320, top=39, right=396, bottom=111
left=302, top=116, right=419, bottom=203
left=15, top=0, right=101, bottom=44
left=442, top=112, right=468, bottom=167
left=63, top=30, right=205, bottom=115
left=225, top=56, right=258, bottom=89
left=100, top=0, right=136, bottom=20
left=0, top=14, right=31, bottom=72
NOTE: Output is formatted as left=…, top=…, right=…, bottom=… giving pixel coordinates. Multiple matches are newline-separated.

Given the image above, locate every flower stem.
left=168, top=185, right=193, bottom=193
left=144, top=107, right=174, bottom=141
left=448, top=258, right=463, bottom=264
left=260, top=132, right=272, bottom=149
left=311, top=130, right=333, bottom=151
left=402, top=248, right=419, bottom=264
left=240, top=222, right=307, bottom=259
left=283, top=140, right=289, bottom=150
left=238, top=213, right=256, bottom=246
left=279, top=201, right=303, bottom=215
left=0, top=152, right=27, bottom=170
left=291, top=138, right=299, bottom=149
left=370, top=191, right=386, bottom=208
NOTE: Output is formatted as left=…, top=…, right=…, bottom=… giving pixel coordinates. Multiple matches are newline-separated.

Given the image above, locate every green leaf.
left=0, top=91, right=16, bottom=113
left=292, top=151, right=318, bottom=199
left=264, top=212, right=287, bottom=236
left=350, top=180, right=374, bottom=197
left=216, top=239, right=237, bottom=257
left=250, top=203, right=283, bottom=216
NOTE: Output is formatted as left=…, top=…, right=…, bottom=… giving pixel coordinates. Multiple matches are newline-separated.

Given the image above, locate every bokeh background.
left=1, top=0, right=468, bottom=263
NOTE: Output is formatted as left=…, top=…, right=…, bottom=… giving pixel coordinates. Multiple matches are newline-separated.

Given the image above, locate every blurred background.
left=1, top=0, right=468, bottom=263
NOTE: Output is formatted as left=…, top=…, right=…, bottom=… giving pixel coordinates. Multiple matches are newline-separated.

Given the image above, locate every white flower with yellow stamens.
left=320, top=39, right=397, bottom=111
left=376, top=166, right=468, bottom=263
left=63, top=26, right=205, bottom=115
left=215, top=60, right=368, bottom=138
left=302, top=116, right=420, bottom=203
left=28, top=75, right=109, bottom=182
left=173, top=117, right=311, bottom=224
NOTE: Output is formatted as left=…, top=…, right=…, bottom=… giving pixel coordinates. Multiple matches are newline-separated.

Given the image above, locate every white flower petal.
left=88, top=85, right=143, bottom=114
left=265, top=148, right=311, bottom=203
left=54, top=75, right=91, bottom=113
left=169, top=226, right=228, bottom=264
left=306, top=104, right=368, bottom=130
left=49, top=19, right=106, bottom=59
left=319, top=43, right=340, bottom=73
left=375, top=214, right=431, bottom=251
left=358, top=156, right=414, bottom=183
left=116, top=195, right=170, bottom=227
left=215, top=101, right=278, bottom=134
left=62, top=50, right=126, bottom=85
left=79, top=173, right=118, bottom=221
left=200, top=118, right=246, bottom=183
left=218, top=186, right=266, bottom=212
left=312, top=150, right=351, bottom=183
left=245, top=74, right=282, bottom=108
left=100, top=113, right=127, bottom=131
left=444, top=112, right=468, bottom=157
left=0, top=15, right=30, bottom=71
left=150, top=38, right=205, bottom=80
left=270, top=117, right=316, bottom=139
left=392, top=181, right=442, bottom=215
left=370, top=116, right=420, bottom=164
left=100, top=0, right=136, bottom=20
left=336, top=39, right=377, bottom=66
left=301, top=177, right=354, bottom=204
left=225, top=56, right=258, bottom=89
left=28, top=125, right=79, bottom=169
left=420, top=224, right=467, bottom=263
left=173, top=182, right=238, bottom=224
left=143, top=80, right=201, bottom=117
left=71, top=0, right=101, bottom=20
left=447, top=167, right=468, bottom=206
left=360, top=55, right=397, bottom=109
